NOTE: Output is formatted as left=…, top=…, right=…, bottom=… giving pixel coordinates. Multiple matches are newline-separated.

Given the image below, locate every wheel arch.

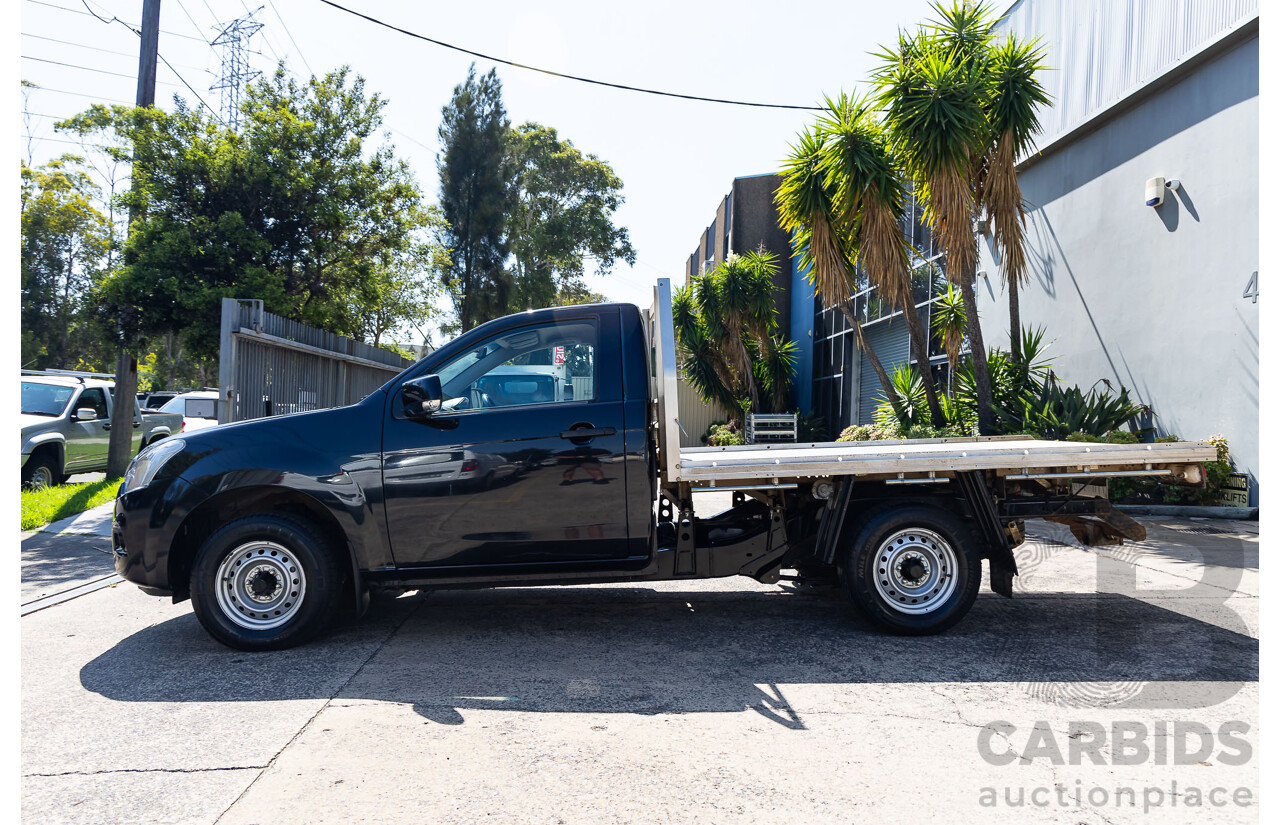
left=167, top=485, right=360, bottom=607
left=24, top=438, right=65, bottom=474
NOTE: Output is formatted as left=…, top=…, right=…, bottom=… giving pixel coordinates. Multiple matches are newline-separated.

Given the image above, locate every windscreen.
left=21, top=382, right=75, bottom=417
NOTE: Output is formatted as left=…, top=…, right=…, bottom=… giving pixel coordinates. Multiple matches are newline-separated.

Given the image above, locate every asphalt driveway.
left=20, top=499, right=1258, bottom=824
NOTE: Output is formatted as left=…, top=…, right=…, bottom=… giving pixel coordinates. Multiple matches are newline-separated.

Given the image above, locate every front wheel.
left=22, top=455, right=59, bottom=490
left=189, top=514, right=345, bottom=651
left=840, top=504, right=981, bottom=635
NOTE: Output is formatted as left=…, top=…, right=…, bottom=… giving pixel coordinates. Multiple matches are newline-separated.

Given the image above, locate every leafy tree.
left=437, top=65, right=513, bottom=332
left=20, top=156, right=110, bottom=369
left=353, top=205, right=449, bottom=348
left=506, top=122, right=635, bottom=309
left=87, top=67, right=440, bottom=361
left=53, top=103, right=135, bottom=273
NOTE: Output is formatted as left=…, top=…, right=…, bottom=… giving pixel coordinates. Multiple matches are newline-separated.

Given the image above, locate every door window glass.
left=77, top=388, right=109, bottom=420
left=432, top=320, right=596, bottom=412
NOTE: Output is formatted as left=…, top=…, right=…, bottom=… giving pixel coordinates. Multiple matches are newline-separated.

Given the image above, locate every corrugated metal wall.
left=219, top=299, right=414, bottom=423
left=999, top=0, right=1257, bottom=151
left=858, top=318, right=911, bottom=424
left=675, top=375, right=731, bottom=447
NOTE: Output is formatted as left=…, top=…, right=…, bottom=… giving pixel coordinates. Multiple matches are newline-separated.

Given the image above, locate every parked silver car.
left=20, top=372, right=182, bottom=488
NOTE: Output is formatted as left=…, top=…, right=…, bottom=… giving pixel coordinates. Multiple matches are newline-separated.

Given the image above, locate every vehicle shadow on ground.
left=79, top=585, right=1257, bottom=727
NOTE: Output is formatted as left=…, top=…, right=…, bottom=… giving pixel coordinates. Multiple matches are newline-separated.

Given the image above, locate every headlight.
left=121, top=438, right=185, bottom=493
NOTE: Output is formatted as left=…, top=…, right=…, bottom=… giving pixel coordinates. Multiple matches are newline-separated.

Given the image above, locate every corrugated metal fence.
left=675, top=375, right=731, bottom=447
left=217, top=298, right=415, bottom=424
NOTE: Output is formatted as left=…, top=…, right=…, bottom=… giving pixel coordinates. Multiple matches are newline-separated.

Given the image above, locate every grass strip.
left=21, top=478, right=121, bottom=531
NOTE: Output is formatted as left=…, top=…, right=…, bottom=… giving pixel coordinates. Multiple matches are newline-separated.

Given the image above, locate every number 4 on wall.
left=1243, top=271, right=1258, bottom=303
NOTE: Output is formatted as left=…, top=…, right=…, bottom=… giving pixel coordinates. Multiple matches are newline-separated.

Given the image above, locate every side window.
left=434, top=320, right=597, bottom=413
left=77, top=388, right=109, bottom=420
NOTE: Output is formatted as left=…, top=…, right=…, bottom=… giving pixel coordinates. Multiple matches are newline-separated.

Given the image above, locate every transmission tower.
left=210, top=7, right=264, bottom=129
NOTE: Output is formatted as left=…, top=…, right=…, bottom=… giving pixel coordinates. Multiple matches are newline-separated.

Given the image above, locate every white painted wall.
left=975, top=34, right=1259, bottom=502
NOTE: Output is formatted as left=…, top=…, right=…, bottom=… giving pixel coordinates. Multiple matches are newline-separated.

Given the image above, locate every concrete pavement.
left=20, top=501, right=1258, bottom=824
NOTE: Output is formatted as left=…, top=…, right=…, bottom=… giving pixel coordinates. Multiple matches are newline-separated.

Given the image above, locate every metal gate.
left=216, top=298, right=415, bottom=424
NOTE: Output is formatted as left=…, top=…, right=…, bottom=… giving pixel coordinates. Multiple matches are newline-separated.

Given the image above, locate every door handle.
left=559, top=427, right=615, bottom=440
left=133, top=422, right=141, bottom=428
left=102, top=423, right=111, bottom=430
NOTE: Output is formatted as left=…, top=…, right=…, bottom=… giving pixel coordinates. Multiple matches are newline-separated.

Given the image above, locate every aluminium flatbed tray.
left=673, top=435, right=1216, bottom=486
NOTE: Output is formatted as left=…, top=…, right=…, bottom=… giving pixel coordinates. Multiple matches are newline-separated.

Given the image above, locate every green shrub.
left=705, top=423, right=745, bottom=447
left=1109, top=433, right=1234, bottom=506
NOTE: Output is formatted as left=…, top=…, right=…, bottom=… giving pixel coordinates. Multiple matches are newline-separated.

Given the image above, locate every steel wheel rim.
left=872, top=528, right=958, bottom=615
left=28, top=465, right=53, bottom=489
left=215, top=540, right=307, bottom=630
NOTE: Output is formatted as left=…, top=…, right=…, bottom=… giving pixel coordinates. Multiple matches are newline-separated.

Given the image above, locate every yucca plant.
left=818, top=93, right=947, bottom=425
left=931, top=282, right=967, bottom=368
left=875, top=1, right=1050, bottom=431
left=776, top=125, right=902, bottom=418
left=979, top=33, right=1050, bottom=362
left=672, top=253, right=798, bottom=419
left=873, top=363, right=931, bottom=431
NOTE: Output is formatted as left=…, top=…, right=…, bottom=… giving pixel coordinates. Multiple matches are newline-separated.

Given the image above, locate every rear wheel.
left=190, top=514, right=344, bottom=650
left=840, top=504, right=981, bottom=635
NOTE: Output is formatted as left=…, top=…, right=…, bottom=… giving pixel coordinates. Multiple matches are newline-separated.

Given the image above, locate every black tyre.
left=22, top=454, right=60, bottom=490
left=839, top=504, right=981, bottom=635
left=189, top=514, right=345, bottom=651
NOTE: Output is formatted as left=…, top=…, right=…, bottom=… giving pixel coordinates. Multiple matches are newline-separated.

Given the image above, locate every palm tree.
left=818, top=92, right=947, bottom=426
left=979, top=33, right=1050, bottom=362
left=875, top=10, right=997, bottom=433
left=775, top=125, right=901, bottom=418
left=672, top=252, right=798, bottom=422
left=876, top=1, right=1049, bottom=431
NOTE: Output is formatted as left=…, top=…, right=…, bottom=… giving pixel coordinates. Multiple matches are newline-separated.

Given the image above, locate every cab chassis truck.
left=112, top=279, right=1216, bottom=650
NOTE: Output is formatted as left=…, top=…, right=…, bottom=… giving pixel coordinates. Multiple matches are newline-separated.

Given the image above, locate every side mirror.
left=401, top=375, right=443, bottom=417
left=73, top=407, right=98, bottom=422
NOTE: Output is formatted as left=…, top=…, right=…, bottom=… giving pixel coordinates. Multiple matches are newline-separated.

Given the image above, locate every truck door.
left=65, top=387, right=110, bottom=471
left=381, top=308, right=636, bottom=570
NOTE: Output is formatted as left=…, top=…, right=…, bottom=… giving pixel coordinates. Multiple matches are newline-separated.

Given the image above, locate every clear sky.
left=18, top=0, right=939, bottom=333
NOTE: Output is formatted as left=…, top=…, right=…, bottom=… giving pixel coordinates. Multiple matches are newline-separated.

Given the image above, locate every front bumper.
left=112, top=475, right=199, bottom=595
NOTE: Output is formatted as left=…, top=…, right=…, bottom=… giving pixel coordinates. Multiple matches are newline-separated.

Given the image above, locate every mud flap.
left=957, top=471, right=1018, bottom=599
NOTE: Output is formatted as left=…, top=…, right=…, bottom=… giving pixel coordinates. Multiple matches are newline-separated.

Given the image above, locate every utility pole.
left=106, top=0, right=161, bottom=479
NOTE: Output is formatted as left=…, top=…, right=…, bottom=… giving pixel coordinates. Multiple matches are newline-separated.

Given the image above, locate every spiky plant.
left=672, top=253, right=798, bottom=418
left=776, top=124, right=902, bottom=418
left=980, top=33, right=1050, bottom=362
left=817, top=92, right=947, bottom=426
left=931, top=283, right=968, bottom=367
left=875, top=8, right=997, bottom=433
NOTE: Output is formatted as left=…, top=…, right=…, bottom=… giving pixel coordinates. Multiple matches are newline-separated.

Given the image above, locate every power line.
left=70, top=0, right=226, bottom=125
left=20, top=133, right=113, bottom=149
left=313, top=0, right=823, bottom=111
left=21, top=86, right=134, bottom=105
left=21, top=31, right=253, bottom=69
left=267, top=0, right=313, bottom=75
left=24, top=0, right=212, bottom=43
left=22, top=54, right=184, bottom=86
left=174, top=0, right=213, bottom=44
left=241, top=0, right=283, bottom=64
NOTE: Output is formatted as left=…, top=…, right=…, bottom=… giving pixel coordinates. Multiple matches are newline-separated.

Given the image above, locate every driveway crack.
left=211, top=599, right=428, bottom=823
